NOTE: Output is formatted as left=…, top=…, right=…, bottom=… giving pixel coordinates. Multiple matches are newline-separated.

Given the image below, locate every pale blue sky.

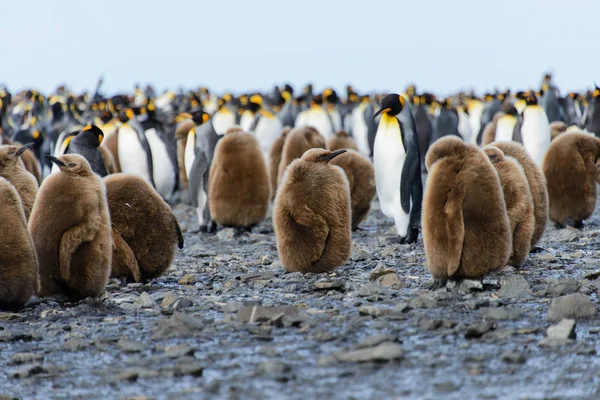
left=1, top=0, right=597, bottom=96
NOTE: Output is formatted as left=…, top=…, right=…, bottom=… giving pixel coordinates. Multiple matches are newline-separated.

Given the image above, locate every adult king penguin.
left=350, top=96, right=377, bottom=158
left=373, top=94, right=423, bottom=243
left=521, top=92, right=551, bottom=166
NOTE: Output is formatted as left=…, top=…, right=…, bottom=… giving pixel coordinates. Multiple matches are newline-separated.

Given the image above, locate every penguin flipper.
left=59, top=223, right=98, bottom=281
left=290, top=205, right=329, bottom=264
left=111, top=227, right=142, bottom=283
left=512, top=117, right=523, bottom=143
left=400, top=144, right=419, bottom=215
left=443, top=189, right=465, bottom=277
left=364, top=104, right=377, bottom=157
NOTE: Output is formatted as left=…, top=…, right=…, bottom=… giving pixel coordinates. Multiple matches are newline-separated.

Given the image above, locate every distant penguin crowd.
left=1, top=73, right=600, bottom=309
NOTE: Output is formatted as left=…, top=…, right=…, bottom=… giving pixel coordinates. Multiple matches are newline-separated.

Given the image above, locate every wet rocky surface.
left=1, top=200, right=600, bottom=400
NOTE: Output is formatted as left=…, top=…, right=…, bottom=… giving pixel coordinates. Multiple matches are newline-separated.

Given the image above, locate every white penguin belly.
left=118, top=125, right=152, bottom=183
left=373, top=118, right=410, bottom=237
left=468, top=103, right=484, bottom=144
left=240, top=112, right=255, bottom=132
left=184, top=130, right=196, bottom=179
left=255, top=116, right=283, bottom=161
left=521, top=107, right=551, bottom=166
left=351, top=106, right=370, bottom=158
left=295, top=111, right=307, bottom=128
left=328, top=109, right=342, bottom=132
left=305, top=108, right=333, bottom=141
left=495, top=116, right=517, bottom=142
left=196, top=190, right=208, bottom=226
left=212, top=110, right=236, bottom=135
left=145, top=128, right=175, bottom=198
left=457, top=110, right=472, bottom=142
left=50, top=132, right=71, bottom=175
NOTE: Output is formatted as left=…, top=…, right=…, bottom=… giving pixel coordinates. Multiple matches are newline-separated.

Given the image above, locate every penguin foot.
left=572, top=220, right=584, bottom=229
left=427, top=279, right=447, bottom=290
left=206, top=221, right=217, bottom=234
left=234, top=226, right=252, bottom=236
left=399, top=228, right=419, bottom=245
left=198, top=225, right=208, bottom=233
left=554, top=222, right=566, bottom=229
left=530, top=246, right=545, bottom=254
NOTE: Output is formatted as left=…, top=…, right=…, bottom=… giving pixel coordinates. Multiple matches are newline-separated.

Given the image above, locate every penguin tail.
left=175, top=220, right=184, bottom=249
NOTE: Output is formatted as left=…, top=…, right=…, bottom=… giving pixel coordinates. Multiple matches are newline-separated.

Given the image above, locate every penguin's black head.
left=441, top=98, right=452, bottom=108
left=311, top=94, right=323, bottom=106
left=594, top=83, right=600, bottom=98
left=76, top=125, right=104, bottom=147
left=191, top=110, right=210, bottom=125
left=322, top=88, right=339, bottom=104
left=118, top=108, right=134, bottom=123
left=525, top=93, right=538, bottom=106
left=515, top=91, right=529, bottom=100
left=502, top=104, right=518, bottom=116
left=374, top=94, right=405, bottom=118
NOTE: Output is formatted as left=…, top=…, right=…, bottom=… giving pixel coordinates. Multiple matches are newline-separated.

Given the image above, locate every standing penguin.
left=268, top=127, right=290, bottom=200
left=431, top=98, right=460, bottom=144
left=373, top=94, right=423, bottom=243
left=29, top=154, right=112, bottom=301
left=116, top=111, right=154, bottom=185
left=0, top=143, right=38, bottom=220
left=208, top=128, right=270, bottom=234
left=278, top=126, right=326, bottom=183
left=466, top=95, right=485, bottom=145
left=477, top=94, right=503, bottom=145
left=327, top=130, right=359, bottom=152
left=586, top=85, right=600, bottom=136
left=483, top=146, right=535, bottom=267
left=104, top=174, right=184, bottom=283
left=521, top=92, right=551, bottom=166
left=274, top=148, right=351, bottom=273
left=0, top=177, right=39, bottom=310
left=250, top=104, right=284, bottom=162
left=491, top=141, right=548, bottom=248
left=329, top=149, right=376, bottom=230
left=423, top=137, right=511, bottom=283
left=64, top=125, right=108, bottom=177
left=413, top=94, right=434, bottom=176
left=349, top=96, right=378, bottom=158
left=295, top=95, right=335, bottom=141
left=542, top=132, right=600, bottom=228
left=494, top=105, right=521, bottom=142
left=187, top=115, right=224, bottom=232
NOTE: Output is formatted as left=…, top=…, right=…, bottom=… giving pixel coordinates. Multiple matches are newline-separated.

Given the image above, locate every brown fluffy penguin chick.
left=269, top=127, right=291, bottom=199
left=11, top=141, right=42, bottom=184
left=327, top=130, right=359, bottom=152
left=104, top=174, right=184, bottom=283
left=542, top=132, right=600, bottom=228
left=0, top=144, right=39, bottom=220
left=491, top=141, right=548, bottom=247
left=274, top=148, right=351, bottom=273
left=278, top=126, right=326, bottom=183
left=550, top=121, right=568, bottom=141
left=208, top=130, right=270, bottom=231
left=99, top=145, right=118, bottom=175
left=423, top=136, right=511, bottom=283
left=29, top=154, right=112, bottom=301
left=482, top=112, right=505, bottom=146
left=328, top=149, right=376, bottom=230
left=0, top=177, right=39, bottom=311
left=175, top=118, right=196, bottom=189
left=484, top=146, right=535, bottom=267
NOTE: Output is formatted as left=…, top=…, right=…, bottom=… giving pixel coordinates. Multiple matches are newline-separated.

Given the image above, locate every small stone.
left=174, top=363, right=204, bottom=377
left=377, top=273, right=401, bottom=287
left=434, top=381, right=460, bottom=393
left=538, top=338, right=573, bottom=348
left=547, top=319, right=576, bottom=339
left=501, top=351, right=526, bottom=364
left=333, top=342, right=403, bottom=363
left=313, top=280, right=345, bottom=291
left=164, top=345, right=195, bottom=358
left=173, top=297, right=194, bottom=310
left=409, top=294, right=437, bottom=309
left=351, top=243, right=371, bottom=261
left=369, top=263, right=396, bottom=280
left=354, top=334, right=397, bottom=349
left=465, top=321, right=496, bottom=339
left=236, top=305, right=303, bottom=326
left=118, top=337, right=146, bottom=353
left=390, top=302, right=410, bottom=315
left=10, top=352, right=44, bottom=365
left=546, top=278, right=579, bottom=297
left=419, top=318, right=443, bottom=330
left=161, top=292, right=178, bottom=309
left=583, top=270, right=600, bottom=280
left=178, top=274, right=196, bottom=285
left=447, top=279, right=483, bottom=293
left=153, top=313, right=204, bottom=339
left=498, top=275, right=532, bottom=299
left=255, top=361, right=291, bottom=376
left=547, top=293, right=597, bottom=322
left=358, top=283, right=388, bottom=297
left=545, top=228, right=579, bottom=243
left=479, top=307, right=522, bottom=321
left=216, top=228, right=235, bottom=240
left=358, top=306, right=388, bottom=317
left=63, top=338, right=89, bottom=351
left=135, top=292, right=155, bottom=308
left=12, top=364, right=46, bottom=379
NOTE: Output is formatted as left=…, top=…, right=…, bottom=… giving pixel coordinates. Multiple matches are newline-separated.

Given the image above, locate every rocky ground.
left=1, top=199, right=600, bottom=400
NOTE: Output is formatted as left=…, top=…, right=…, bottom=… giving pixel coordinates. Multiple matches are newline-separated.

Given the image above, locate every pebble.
left=178, top=274, right=196, bottom=285
left=135, top=292, right=155, bottom=308
left=12, top=364, right=46, bottom=379
left=545, top=228, right=579, bottom=243
left=332, top=342, right=403, bottom=363
left=63, top=338, right=89, bottom=352
left=161, top=292, right=179, bottom=309
left=358, top=306, right=388, bottom=318
left=255, top=361, right=291, bottom=376
left=546, top=278, right=579, bottom=297
left=118, top=337, right=146, bottom=353
left=377, top=273, right=402, bottom=287
left=354, top=334, right=397, bottom=349
left=369, top=263, right=396, bottom=280
left=546, top=319, right=576, bottom=339
left=479, top=307, right=522, bottom=321
left=498, top=275, right=532, bottom=299
left=501, top=351, right=526, bottom=364
left=358, top=283, right=388, bottom=297
left=547, top=293, right=597, bottom=322
left=313, top=280, right=345, bottom=291
left=465, top=321, right=496, bottom=339
left=153, top=313, right=204, bottom=339
left=447, top=279, right=483, bottom=293
left=164, top=345, right=195, bottom=358
left=409, top=294, right=438, bottom=309
left=9, top=352, right=44, bottom=365
left=216, top=228, right=235, bottom=241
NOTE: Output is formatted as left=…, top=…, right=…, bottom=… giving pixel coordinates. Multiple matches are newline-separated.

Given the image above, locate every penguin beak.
left=373, top=107, right=391, bottom=119
left=15, top=142, right=34, bottom=157
left=325, top=149, right=347, bottom=162
left=46, top=155, right=67, bottom=168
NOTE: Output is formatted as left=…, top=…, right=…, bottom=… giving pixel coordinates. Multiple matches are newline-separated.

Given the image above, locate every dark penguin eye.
left=68, top=163, right=77, bottom=168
